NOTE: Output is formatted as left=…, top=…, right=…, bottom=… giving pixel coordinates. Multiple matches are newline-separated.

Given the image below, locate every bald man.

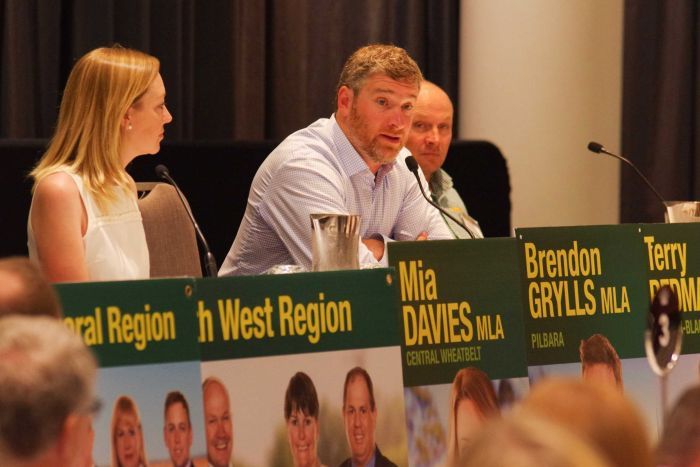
left=202, top=378, right=233, bottom=467
left=406, top=81, right=483, bottom=239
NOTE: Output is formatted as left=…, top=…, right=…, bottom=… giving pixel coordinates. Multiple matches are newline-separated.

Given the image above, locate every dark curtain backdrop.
left=0, top=0, right=459, bottom=141
left=622, top=1, right=700, bottom=222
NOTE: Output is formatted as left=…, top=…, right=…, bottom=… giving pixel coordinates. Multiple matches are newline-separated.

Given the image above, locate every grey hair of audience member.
left=656, top=385, right=700, bottom=467
left=0, top=315, right=97, bottom=462
left=0, top=256, right=62, bottom=318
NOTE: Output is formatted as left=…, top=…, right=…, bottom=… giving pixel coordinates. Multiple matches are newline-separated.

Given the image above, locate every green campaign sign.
left=389, top=238, right=529, bottom=386
left=639, top=223, right=700, bottom=354
left=516, top=225, right=650, bottom=364
left=196, top=269, right=410, bottom=467
left=196, top=268, right=401, bottom=361
left=57, top=278, right=200, bottom=367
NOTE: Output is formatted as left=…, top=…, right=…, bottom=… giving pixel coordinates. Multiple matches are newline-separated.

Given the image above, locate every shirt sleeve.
left=257, top=145, right=451, bottom=271
left=257, top=153, right=380, bottom=270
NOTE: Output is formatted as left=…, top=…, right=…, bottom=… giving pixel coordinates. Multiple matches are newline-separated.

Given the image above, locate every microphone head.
left=155, top=164, right=170, bottom=180
left=587, top=141, right=605, bottom=154
left=405, top=155, right=420, bottom=174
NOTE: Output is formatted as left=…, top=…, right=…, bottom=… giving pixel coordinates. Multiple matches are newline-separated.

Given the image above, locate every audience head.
left=405, top=80, right=454, bottom=181
left=656, top=385, right=700, bottom=467
left=284, top=372, right=321, bottom=467
left=32, top=45, right=171, bottom=208
left=335, top=44, right=423, bottom=171
left=446, top=367, right=500, bottom=466
left=110, top=395, right=148, bottom=467
left=0, top=256, right=61, bottom=318
left=202, top=377, right=233, bottom=467
left=462, top=412, right=612, bottom=467
left=163, top=391, right=193, bottom=467
left=518, top=377, right=652, bottom=467
left=342, top=367, right=378, bottom=465
left=0, top=315, right=97, bottom=466
left=579, top=333, right=623, bottom=389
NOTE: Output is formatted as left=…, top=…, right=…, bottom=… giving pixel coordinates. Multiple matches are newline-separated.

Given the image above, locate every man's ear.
left=56, top=413, right=83, bottom=463
left=336, top=86, right=354, bottom=118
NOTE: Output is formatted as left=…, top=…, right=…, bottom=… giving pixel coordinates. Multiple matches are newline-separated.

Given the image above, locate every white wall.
left=459, top=0, right=623, bottom=230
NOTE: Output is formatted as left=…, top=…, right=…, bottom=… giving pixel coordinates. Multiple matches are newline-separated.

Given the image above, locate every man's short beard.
left=348, top=104, right=401, bottom=166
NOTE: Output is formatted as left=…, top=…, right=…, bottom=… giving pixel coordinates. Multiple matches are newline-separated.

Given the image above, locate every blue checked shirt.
left=219, top=116, right=452, bottom=276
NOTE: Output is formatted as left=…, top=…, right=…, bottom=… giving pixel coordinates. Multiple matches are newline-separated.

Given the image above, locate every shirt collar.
left=429, top=168, right=453, bottom=194
left=352, top=448, right=377, bottom=467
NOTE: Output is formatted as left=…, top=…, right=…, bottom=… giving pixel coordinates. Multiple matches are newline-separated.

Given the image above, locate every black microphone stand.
left=155, top=164, right=218, bottom=277
left=587, top=141, right=667, bottom=206
left=405, top=156, right=476, bottom=239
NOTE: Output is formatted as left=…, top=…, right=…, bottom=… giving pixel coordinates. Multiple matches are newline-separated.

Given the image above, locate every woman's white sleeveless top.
left=28, top=169, right=150, bottom=281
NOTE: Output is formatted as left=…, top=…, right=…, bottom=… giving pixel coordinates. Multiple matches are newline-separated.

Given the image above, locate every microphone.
left=405, top=156, right=476, bottom=239
left=587, top=141, right=667, bottom=206
left=155, top=164, right=218, bottom=277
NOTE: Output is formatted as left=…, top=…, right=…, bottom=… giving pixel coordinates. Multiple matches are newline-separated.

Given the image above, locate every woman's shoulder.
left=30, top=171, right=86, bottom=234
left=34, top=171, right=81, bottom=200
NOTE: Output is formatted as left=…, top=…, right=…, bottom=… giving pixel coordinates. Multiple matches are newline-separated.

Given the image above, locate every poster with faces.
left=58, top=278, right=207, bottom=467
left=197, top=269, right=409, bottom=467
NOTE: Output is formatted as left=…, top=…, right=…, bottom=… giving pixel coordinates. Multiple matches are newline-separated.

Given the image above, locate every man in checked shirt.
left=219, top=44, right=451, bottom=276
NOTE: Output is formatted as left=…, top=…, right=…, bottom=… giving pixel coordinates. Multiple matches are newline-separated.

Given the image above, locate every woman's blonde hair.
left=110, top=395, right=149, bottom=467
left=31, top=45, right=159, bottom=210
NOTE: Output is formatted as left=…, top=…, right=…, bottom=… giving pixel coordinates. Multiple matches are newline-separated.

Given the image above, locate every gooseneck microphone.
left=405, top=156, right=476, bottom=239
left=587, top=141, right=667, bottom=205
left=155, top=164, right=218, bottom=277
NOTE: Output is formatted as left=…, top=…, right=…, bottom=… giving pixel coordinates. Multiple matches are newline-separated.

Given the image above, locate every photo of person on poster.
left=340, top=367, right=397, bottom=467
left=111, top=395, right=149, bottom=467
left=579, top=333, right=623, bottom=390
left=203, top=377, right=233, bottom=467
left=284, top=372, right=327, bottom=467
left=445, top=367, right=500, bottom=467
left=202, top=347, right=408, bottom=466
left=163, top=391, right=194, bottom=467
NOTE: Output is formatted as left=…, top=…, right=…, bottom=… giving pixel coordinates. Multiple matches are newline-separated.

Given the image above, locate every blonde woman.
left=111, top=395, right=149, bottom=467
left=28, top=45, right=172, bottom=282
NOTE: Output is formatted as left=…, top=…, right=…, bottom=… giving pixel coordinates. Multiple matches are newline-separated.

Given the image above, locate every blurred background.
left=2, top=0, right=697, bottom=229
